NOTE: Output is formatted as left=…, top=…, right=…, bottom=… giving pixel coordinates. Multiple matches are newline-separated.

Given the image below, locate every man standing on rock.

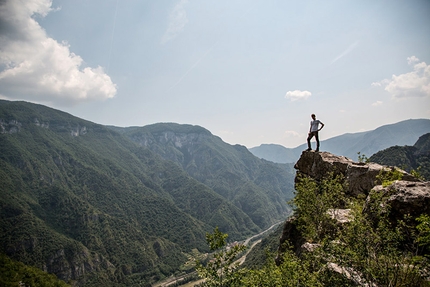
left=306, top=114, right=324, bottom=152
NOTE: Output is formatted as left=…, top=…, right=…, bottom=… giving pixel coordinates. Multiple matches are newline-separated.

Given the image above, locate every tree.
left=196, top=227, right=247, bottom=287
left=291, top=173, right=346, bottom=242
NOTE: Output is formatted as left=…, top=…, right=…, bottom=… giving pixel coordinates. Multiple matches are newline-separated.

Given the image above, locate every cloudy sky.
left=1, top=0, right=429, bottom=148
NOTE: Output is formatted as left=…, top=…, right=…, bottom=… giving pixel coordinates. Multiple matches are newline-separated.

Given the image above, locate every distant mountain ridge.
left=250, top=119, right=430, bottom=163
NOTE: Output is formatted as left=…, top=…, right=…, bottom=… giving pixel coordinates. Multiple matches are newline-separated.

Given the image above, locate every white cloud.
left=161, top=0, right=189, bottom=44
left=285, top=90, right=312, bottom=101
left=0, top=0, right=117, bottom=106
left=407, top=56, right=419, bottom=65
left=284, top=130, right=301, bottom=137
left=371, top=100, right=383, bottom=107
left=372, top=56, right=430, bottom=99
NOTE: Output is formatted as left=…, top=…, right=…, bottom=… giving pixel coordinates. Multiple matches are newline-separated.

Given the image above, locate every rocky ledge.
left=294, top=151, right=420, bottom=197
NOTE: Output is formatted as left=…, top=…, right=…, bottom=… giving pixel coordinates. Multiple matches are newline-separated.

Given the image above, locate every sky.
left=0, top=0, right=429, bottom=148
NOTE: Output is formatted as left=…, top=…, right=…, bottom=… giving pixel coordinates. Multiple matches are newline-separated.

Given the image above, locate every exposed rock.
left=71, top=125, right=87, bottom=137
left=300, top=242, right=320, bottom=253
left=294, top=151, right=419, bottom=197
left=34, top=118, right=49, bottom=129
left=364, top=180, right=430, bottom=223
left=327, top=209, right=352, bottom=224
left=0, top=119, right=22, bottom=134
left=45, top=247, right=114, bottom=282
left=327, top=262, right=378, bottom=287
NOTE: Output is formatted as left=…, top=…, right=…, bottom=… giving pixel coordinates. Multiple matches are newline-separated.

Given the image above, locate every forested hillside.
left=0, top=100, right=295, bottom=286
left=116, top=123, right=295, bottom=229
left=369, top=133, right=430, bottom=180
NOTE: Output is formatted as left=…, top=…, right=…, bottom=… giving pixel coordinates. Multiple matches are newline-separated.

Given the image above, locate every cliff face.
left=279, top=150, right=430, bottom=259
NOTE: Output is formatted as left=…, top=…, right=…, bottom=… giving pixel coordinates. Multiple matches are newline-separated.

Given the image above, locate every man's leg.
left=315, top=132, right=320, bottom=151
left=307, top=133, right=314, bottom=150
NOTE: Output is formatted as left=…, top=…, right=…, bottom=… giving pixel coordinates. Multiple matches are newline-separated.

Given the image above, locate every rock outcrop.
left=294, top=151, right=420, bottom=197
left=279, top=150, right=430, bottom=259
left=365, top=180, right=430, bottom=224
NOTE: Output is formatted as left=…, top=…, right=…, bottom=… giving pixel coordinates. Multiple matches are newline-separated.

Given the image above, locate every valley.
left=153, top=221, right=284, bottom=287
left=1, top=100, right=429, bottom=286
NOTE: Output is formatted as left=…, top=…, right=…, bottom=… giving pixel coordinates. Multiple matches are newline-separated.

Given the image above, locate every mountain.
left=0, top=100, right=294, bottom=286
left=250, top=119, right=430, bottom=163
left=111, top=123, right=295, bottom=230
left=369, top=133, right=430, bottom=180
left=247, top=143, right=301, bottom=164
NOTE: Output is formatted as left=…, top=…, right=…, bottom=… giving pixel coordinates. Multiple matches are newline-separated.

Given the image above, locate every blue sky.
left=1, top=0, right=429, bottom=148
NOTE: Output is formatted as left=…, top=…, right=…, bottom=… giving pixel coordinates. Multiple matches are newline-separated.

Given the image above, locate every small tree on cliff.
left=195, top=227, right=247, bottom=287
left=291, top=173, right=346, bottom=242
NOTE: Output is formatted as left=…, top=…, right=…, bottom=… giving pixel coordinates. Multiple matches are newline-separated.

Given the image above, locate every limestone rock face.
left=294, top=151, right=419, bottom=197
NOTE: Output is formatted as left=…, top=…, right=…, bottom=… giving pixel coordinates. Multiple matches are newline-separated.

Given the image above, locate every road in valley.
left=153, top=220, right=285, bottom=287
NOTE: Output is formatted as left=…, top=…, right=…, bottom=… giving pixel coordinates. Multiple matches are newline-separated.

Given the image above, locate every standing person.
left=306, top=114, right=324, bottom=152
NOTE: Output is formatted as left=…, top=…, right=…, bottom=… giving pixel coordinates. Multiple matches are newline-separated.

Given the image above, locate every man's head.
left=311, top=114, right=316, bottom=120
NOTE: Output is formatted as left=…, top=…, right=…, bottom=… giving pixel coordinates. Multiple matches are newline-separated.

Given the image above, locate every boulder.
left=365, top=180, right=430, bottom=222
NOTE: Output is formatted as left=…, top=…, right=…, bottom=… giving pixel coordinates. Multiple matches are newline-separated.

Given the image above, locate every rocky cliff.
left=277, top=150, right=430, bottom=283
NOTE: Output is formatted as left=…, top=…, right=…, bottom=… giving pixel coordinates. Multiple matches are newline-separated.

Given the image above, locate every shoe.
left=315, top=149, right=319, bottom=152
left=306, top=148, right=312, bottom=151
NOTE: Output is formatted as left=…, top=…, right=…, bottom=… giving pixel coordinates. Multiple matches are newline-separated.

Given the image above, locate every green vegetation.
left=369, top=133, right=430, bottom=180
left=357, top=152, right=369, bottom=163
left=376, top=166, right=404, bottom=187
left=0, top=100, right=295, bottom=286
left=240, top=224, right=283, bottom=269
left=291, top=173, right=346, bottom=242
left=196, top=227, right=247, bottom=286
left=121, top=123, right=295, bottom=230
left=196, top=173, right=430, bottom=286
left=416, top=214, right=430, bottom=255
left=0, top=253, right=70, bottom=287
